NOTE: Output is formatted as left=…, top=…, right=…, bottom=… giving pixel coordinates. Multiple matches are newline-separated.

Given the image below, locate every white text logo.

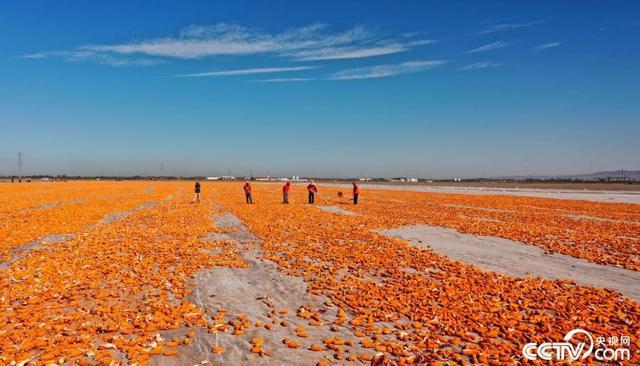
left=522, top=329, right=630, bottom=362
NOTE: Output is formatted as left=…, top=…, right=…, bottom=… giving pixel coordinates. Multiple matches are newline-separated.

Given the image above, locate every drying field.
left=1, top=181, right=639, bottom=365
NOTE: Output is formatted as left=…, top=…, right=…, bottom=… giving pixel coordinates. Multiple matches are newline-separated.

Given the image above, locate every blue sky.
left=1, top=1, right=639, bottom=178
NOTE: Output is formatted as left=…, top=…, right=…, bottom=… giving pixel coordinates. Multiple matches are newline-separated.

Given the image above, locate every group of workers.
left=192, top=181, right=360, bottom=205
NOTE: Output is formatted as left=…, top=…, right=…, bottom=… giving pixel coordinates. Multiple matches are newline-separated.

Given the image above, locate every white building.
left=391, top=177, right=419, bottom=183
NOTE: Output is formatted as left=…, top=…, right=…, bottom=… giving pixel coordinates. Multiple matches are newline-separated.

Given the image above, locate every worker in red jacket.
left=282, top=181, right=291, bottom=204
left=307, top=181, right=318, bottom=204
left=243, top=181, right=253, bottom=204
left=192, top=181, right=201, bottom=203
left=352, top=181, right=360, bottom=204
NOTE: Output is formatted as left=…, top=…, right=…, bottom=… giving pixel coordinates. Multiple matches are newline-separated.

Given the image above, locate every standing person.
left=352, top=181, right=360, bottom=204
left=192, top=181, right=201, bottom=203
left=282, top=181, right=291, bottom=204
left=243, top=181, right=253, bottom=204
left=307, top=180, right=318, bottom=204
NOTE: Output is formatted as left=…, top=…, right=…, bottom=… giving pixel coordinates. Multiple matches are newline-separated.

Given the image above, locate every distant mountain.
left=495, top=170, right=640, bottom=181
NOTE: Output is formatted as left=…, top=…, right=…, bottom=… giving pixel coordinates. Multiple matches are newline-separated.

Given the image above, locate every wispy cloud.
left=465, top=41, right=509, bottom=54
left=478, top=20, right=545, bottom=35
left=27, top=23, right=434, bottom=66
left=255, top=59, right=446, bottom=82
left=533, top=42, right=561, bottom=51
left=177, top=66, right=317, bottom=77
left=328, top=60, right=445, bottom=80
left=23, top=53, right=49, bottom=59
left=256, top=78, right=314, bottom=83
left=289, top=39, right=436, bottom=61
left=290, top=44, right=405, bottom=61
left=459, top=61, right=502, bottom=71
left=23, top=50, right=162, bottom=67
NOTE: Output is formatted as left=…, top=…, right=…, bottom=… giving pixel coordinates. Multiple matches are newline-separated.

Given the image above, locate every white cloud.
left=407, top=39, right=437, bottom=46
left=23, top=50, right=162, bottom=66
left=178, top=66, right=317, bottom=77
left=465, top=41, right=509, bottom=54
left=290, top=44, right=406, bottom=61
left=256, top=78, right=314, bottom=82
left=478, top=20, right=545, bottom=35
left=289, top=39, right=435, bottom=61
left=29, top=23, right=434, bottom=66
left=328, top=60, right=445, bottom=80
left=459, top=61, right=502, bottom=71
left=23, top=53, right=49, bottom=59
left=533, top=42, right=561, bottom=51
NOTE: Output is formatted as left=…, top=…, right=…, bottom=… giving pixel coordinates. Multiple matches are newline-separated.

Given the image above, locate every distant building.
left=603, top=176, right=626, bottom=182
left=206, top=176, right=221, bottom=180
left=391, top=177, right=418, bottom=183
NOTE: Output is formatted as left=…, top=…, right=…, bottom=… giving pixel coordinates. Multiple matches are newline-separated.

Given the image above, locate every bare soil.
left=152, top=211, right=371, bottom=366
left=379, top=225, right=640, bottom=302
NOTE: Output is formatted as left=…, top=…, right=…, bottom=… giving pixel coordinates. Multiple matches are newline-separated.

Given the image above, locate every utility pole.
left=160, top=163, right=164, bottom=178
left=17, top=152, right=23, bottom=181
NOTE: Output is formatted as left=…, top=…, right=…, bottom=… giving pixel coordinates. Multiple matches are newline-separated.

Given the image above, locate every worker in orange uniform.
left=352, top=181, right=360, bottom=204
left=283, top=181, right=291, bottom=204
left=307, top=180, right=318, bottom=204
left=243, top=181, right=253, bottom=204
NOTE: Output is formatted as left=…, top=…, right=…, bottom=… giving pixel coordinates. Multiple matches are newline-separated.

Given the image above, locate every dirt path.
left=152, top=211, right=371, bottom=366
left=379, top=225, right=640, bottom=302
